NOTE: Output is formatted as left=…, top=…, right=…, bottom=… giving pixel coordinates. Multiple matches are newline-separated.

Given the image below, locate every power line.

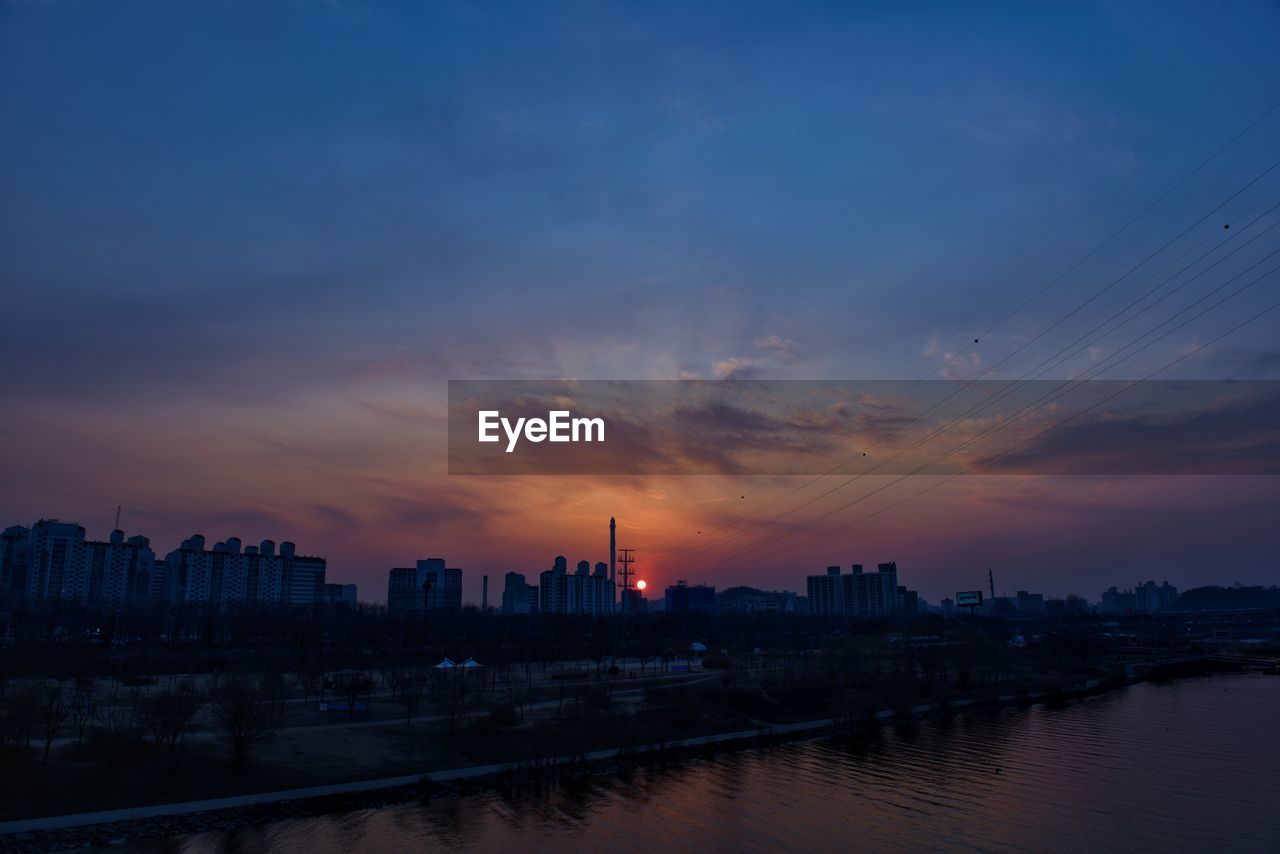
left=687, top=259, right=1280, bottom=583
left=673, top=200, right=1280, bottom=581
left=807, top=202, right=1280, bottom=495
left=654, top=160, right=1280, bottom=569
left=646, top=100, right=1280, bottom=561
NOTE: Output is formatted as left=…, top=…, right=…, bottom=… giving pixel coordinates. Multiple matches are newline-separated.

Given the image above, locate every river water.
left=156, top=673, right=1280, bottom=852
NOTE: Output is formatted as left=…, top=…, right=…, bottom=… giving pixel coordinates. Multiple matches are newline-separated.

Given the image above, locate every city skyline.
left=3, top=1, right=1279, bottom=607
left=0, top=511, right=1249, bottom=610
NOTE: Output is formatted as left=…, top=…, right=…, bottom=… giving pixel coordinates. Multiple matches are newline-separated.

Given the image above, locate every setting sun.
left=636, top=579, right=647, bottom=591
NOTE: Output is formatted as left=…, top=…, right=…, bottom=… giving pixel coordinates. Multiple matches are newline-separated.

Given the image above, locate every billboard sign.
left=956, top=591, right=984, bottom=607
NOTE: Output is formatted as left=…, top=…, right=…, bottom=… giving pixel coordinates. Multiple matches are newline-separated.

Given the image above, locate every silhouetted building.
left=322, top=583, right=358, bottom=606
left=87, top=529, right=154, bottom=603
left=1100, top=586, right=1138, bottom=614
left=807, top=562, right=910, bottom=618
left=0, top=525, right=29, bottom=595
left=580, top=561, right=615, bottom=615
left=153, top=534, right=327, bottom=606
left=282, top=542, right=327, bottom=607
left=806, top=566, right=842, bottom=615
left=539, top=556, right=614, bottom=615
left=897, top=585, right=919, bottom=618
left=2, top=520, right=340, bottom=608
left=12, top=520, right=156, bottom=605
left=859, top=563, right=900, bottom=618
left=502, top=571, right=538, bottom=615
left=1044, top=594, right=1089, bottom=615
left=717, top=586, right=798, bottom=613
left=665, top=580, right=716, bottom=614
left=240, top=539, right=285, bottom=604
left=1015, top=590, right=1045, bottom=616
left=388, top=559, right=462, bottom=611
left=1135, top=580, right=1179, bottom=612
left=1099, top=580, right=1177, bottom=614
left=25, top=519, right=89, bottom=600
left=539, top=556, right=571, bottom=614
left=620, top=586, right=646, bottom=614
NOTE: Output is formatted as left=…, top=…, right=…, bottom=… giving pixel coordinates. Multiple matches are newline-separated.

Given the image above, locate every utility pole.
left=618, top=548, right=635, bottom=614
left=988, top=568, right=996, bottom=602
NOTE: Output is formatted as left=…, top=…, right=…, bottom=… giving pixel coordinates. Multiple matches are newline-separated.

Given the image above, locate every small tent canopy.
left=689, top=642, right=708, bottom=653
left=461, top=657, right=483, bottom=667
left=434, top=657, right=456, bottom=669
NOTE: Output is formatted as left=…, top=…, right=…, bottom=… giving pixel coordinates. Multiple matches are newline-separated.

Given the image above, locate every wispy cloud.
left=753, top=334, right=802, bottom=364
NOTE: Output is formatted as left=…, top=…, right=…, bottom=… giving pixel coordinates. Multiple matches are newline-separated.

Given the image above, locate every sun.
left=636, top=579, right=647, bottom=591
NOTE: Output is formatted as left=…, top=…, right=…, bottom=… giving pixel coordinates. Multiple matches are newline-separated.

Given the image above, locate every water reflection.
left=148, top=674, right=1280, bottom=853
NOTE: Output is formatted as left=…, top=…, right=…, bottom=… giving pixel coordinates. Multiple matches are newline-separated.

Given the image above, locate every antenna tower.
left=618, top=548, right=635, bottom=612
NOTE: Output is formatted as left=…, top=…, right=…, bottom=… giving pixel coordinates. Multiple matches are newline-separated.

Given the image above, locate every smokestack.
left=482, top=575, right=489, bottom=611
left=609, top=517, right=616, bottom=583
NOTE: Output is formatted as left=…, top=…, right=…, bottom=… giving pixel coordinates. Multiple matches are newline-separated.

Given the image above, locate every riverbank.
left=5, top=653, right=1275, bottom=852
left=163, top=670, right=1278, bottom=853
left=7, top=658, right=1255, bottom=853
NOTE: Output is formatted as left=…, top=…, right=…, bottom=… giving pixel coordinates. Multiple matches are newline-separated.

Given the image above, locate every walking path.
left=0, top=717, right=769, bottom=836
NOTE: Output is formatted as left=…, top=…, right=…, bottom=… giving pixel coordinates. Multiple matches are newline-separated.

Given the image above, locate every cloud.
left=753, top=334, right=802, bottom=363
left=712, top=357, right=762, bottom=380
left=923, top=337, right=983, bottom=380
left=978, top=387, right=1280, bottom=475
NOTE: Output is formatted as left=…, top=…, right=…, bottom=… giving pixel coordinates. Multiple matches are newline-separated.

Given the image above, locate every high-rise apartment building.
left=387, top=558, right=462, bottom=611
left=538, top=555, right=615, bottom=615
left=2, top=519, right=335, bottom=608
left=807, top=562, right=905, bottom=618
left=664, top=580, right=717, bottom=614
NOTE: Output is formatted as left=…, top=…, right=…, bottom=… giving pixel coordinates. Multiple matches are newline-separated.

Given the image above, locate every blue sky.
left=2, top=1, right=1278, bottom=601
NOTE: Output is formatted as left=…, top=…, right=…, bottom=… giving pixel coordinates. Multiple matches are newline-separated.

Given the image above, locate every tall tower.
left=618, top=548, right=635, bottom=614
left=609, top=517, right=616, bottom=583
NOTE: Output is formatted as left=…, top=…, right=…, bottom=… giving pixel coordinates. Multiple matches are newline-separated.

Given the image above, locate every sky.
left=2, top=0, right=1279, bottom=604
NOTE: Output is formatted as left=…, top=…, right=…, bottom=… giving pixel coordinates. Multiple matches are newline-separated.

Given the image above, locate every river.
left=148, top=673, right=1280, bottom=852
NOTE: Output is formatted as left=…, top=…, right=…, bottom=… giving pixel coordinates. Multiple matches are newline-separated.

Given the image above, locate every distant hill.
left=1176, top=585, right=1280, bottom=611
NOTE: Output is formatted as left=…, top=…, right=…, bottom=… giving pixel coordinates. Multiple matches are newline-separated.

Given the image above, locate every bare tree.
left=212, top=672, right=273, bottom=767
left=298, top=663, right=326, bottom=707
left=93, top=688, right=144, bottom=762
left=259, top=670, right=292, bottom=722
left=36, top=681, right=71, bottom=763
left=0, top=682, right=40, bottom=752
left=340, top=672, right=374, bottom=718
left=144, top=682, right=203, bottom=758
left=380, top=666, right=402, bottom=699
left=401, top=667, right=428, bottom=725
left=70, top=677, right=95, bottom=751
left=432, top=669, right=478, bottom=737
